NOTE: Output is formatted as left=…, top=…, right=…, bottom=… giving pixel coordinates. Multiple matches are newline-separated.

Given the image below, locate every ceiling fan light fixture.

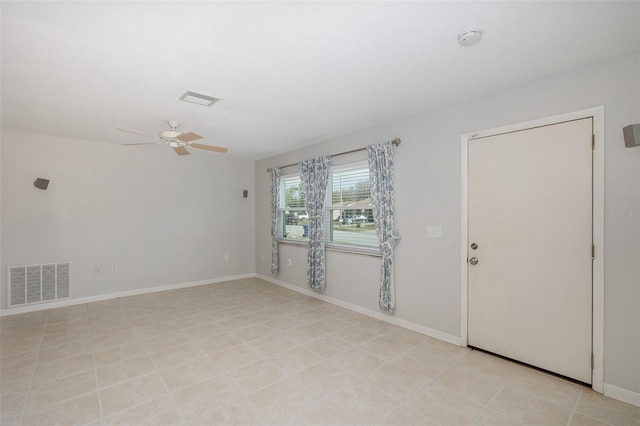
left=168, top=140, right=180, bottom=148
left=179, top=91, right=220, bottom=107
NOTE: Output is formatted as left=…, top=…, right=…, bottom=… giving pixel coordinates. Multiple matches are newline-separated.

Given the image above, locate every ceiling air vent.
left=179, top=91, right=220, bottom=107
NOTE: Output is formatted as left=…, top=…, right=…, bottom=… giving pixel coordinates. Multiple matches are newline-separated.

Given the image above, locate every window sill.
left=277, top=238, right=308, bottom=247
left=277, top=239, right=381, bottom=258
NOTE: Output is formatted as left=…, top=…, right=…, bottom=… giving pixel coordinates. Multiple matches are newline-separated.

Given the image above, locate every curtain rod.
left=267, top=138, right=401, bottom=172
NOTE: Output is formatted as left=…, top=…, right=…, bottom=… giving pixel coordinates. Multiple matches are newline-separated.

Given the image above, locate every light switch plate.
left=426, top=226, right=442, bottom=239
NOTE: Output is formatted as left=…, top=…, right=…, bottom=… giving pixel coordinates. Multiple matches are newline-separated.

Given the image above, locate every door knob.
left=469, top=257, right=479, bottom=265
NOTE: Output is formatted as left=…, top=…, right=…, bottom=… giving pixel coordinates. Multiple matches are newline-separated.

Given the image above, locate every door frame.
left=460, top=106, right=604, bottom=393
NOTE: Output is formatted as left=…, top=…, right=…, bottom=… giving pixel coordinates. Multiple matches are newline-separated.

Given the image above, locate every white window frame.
left=325, top=161, right=379, bottom=254
left=278, top=173, right=308, bottom=242
left=277, top=161, right=381, bottom=255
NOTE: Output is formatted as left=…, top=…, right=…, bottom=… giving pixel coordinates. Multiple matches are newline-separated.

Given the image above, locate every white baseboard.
left=604, top=383, right=640, bottom=407
left=256, top=273, right=461, bottom=346
left=0, top=273, right=256, bottom=317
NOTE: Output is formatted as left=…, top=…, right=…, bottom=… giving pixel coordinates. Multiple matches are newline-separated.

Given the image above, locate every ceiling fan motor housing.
left=160, top=130, right=181, bottom=141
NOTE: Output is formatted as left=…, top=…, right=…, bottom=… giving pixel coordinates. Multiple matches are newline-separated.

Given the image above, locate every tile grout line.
left=90, top=316, right=105, bottom=426
left=190, top=306, right=354, bottom=423
left=157, top=358, right=189, bottom=426
left=82, top=303, right=102, bottom=426
left=566, top=388, right=583, bottom=426
left=97, top=371, right=169, bottom=422
left=504, top=373, right=587, bottom=416
left=18, top=304, right=100, bottom=424
left=17, top=309, right=49, bottom=424
left=449, top=349, right=587, bottom=417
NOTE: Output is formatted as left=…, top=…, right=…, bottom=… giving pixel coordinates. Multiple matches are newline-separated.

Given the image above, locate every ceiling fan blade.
left=116, top=128, right=157, bottom=139
left=190, top=143, right=228, bottom=153
left=174, top=146, right=190, bottom=156
left=176, top=132, right=202, bottom=142
left=122, top=142, right=161, bottom=146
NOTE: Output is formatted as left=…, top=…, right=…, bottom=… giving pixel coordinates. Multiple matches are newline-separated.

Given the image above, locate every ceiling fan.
left=117, top=121, right=228, bottom=156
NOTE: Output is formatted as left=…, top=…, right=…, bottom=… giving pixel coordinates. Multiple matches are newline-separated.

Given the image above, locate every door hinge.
left=592, top=245, right=595, bottom=260
left=592, top=134, right=595, bottom=150
left=591, top=353, right=595, bottom=369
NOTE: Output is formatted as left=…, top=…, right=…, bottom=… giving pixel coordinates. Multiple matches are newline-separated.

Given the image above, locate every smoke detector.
left=458, top=29, right=483, bottom=47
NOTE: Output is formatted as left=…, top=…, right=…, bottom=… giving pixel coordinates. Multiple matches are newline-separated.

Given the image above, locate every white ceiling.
left=2, top=1, right=638, bottom=160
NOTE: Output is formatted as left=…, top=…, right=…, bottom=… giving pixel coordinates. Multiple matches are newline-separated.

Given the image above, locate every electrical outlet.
left=287, top=259, right=292, bottom=266
left=94, top=266, right=101, bottom=275
left=111, top=266, right=118, bottom=273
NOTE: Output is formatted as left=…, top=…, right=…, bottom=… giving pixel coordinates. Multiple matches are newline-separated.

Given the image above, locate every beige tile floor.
left=1, top=278, right=638, bottom=425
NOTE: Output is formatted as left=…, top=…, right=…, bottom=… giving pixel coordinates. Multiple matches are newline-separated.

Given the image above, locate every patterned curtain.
left=299, top=155, right=332, bottom=291
left=368, top=141, right=401, bottom=312
left=269, top=168, right=281, bottom=275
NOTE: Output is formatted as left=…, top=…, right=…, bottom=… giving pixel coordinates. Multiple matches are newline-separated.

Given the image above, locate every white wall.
left=1, top=132, right=255, bottom=309
left=255, top=51, right=640, bottom=394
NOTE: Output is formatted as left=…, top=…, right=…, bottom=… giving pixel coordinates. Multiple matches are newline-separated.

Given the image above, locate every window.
left=279, top=175, right=309, bottom=241
left=278, top=162, right=378, bottom=251
left=328, top=164, right=377, bottom=249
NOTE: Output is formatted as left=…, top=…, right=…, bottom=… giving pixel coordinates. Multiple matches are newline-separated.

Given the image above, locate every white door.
left=467, top=118, right=593, bottom=384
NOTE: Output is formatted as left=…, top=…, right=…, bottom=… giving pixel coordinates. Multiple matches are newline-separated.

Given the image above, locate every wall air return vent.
left=179, top=91, right=220, bottom=107
left=9, top=262, right=70, bottom=307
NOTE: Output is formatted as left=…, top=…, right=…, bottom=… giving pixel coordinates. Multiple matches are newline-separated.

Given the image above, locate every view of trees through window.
left=279, top=165, right=378, bottom=249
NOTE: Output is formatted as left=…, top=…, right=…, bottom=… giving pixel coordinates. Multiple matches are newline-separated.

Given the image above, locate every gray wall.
left=1, top=132, right=256, bottom=307
left=255, top=51, right=640, bottom=393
